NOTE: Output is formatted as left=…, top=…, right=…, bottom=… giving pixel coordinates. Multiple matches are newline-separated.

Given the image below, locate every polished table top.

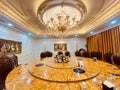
left=6, top=57, right=120, bottom=90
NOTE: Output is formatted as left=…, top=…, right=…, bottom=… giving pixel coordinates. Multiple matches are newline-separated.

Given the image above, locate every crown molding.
left=0, top=0, right=120, bottom=36
left=78, top=0, right=120, bottom=34
left=61, top=0, right=120, bottom=35
left=0, top=1, right=40, bottom=34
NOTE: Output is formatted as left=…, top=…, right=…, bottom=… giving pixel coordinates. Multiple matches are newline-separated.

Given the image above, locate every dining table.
left=5, top=56, right=120, bottom=90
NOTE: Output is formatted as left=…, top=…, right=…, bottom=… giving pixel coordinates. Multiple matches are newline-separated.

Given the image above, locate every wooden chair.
left=11, top=55, right=18, bottom=67
left=40, top=52, right=46, bottom=59
left=95, top=52, right=102, bottom=60
left=83, top=51, right=90, bottom=57
left=45, top=51, right=53, bottom=57
left=79, top=48, right=86, bottom=57
left=90, top=52, right=96, bottom=58
left=90, top=51, right=102, bottom=60
left=112, top=54, right=120, bottom=68
left=75, top=50, right=80, bottom=56
left=0, top=55, right=14, bottom=86
left=57, top=51, right=63, bottom=55
left=104, top=52, right=113, bottom=64
left=65, top=51, right=71, bottom=57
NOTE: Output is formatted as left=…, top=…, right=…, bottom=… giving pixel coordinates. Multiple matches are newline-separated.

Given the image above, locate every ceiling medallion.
left=38, top=0, right=87, bottom=37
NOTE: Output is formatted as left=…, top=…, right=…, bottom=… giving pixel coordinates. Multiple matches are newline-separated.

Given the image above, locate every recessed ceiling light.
left=8, top=23, right=13, bottom=26
left=28, top=33, right=32, bottom=35
left=90, top=31, right=93, bottom=34
left=75, top=34, right=78, bottom=37
left=111, top=21, right=116, bottom=24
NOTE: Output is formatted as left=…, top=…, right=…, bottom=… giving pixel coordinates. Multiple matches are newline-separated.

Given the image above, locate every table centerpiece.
left=55, top=54, right=69, bottom=63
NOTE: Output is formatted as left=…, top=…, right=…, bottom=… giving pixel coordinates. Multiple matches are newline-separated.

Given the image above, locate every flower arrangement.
left=55, top=54, right=69, bottom=63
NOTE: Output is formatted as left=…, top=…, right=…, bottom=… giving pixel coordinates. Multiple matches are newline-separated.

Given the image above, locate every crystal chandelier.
left=38, top=0, right=87, bottom=35
left=45, top=3, right=81, bottom=32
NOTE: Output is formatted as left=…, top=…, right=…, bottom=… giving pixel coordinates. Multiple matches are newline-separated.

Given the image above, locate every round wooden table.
left=6, top=57, right=120, bottom=90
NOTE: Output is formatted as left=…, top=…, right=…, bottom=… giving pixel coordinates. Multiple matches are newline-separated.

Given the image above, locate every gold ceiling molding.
left=86, top=0, right=120, bottom=26
left=0, top=0, right=103, bottom=36
left=77, top=0, right=120, bottom=34
left=42, top=0, right=120, bottom=36
left=0, top=0, right=120, bottom=37
left=0, top=1, right=40, bottom=34
left=64, top=0, right=120, bottom=34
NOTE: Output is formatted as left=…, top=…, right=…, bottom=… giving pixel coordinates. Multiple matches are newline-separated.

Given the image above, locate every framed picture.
left=0, top=39, right=22, bottom=55
left=54, top=43, right=67, bottom=51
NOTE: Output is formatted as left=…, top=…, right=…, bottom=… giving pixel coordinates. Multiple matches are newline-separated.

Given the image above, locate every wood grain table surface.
left=5, top=57, right=120, bottom=90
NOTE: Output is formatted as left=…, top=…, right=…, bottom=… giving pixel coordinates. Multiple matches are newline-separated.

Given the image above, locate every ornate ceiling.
left=0, top=0, right=120, bottom=38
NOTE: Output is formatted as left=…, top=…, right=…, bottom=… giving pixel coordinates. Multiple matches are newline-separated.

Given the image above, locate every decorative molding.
left=79, top=0, right=120, bottom=34
left=0, top=0, right=120, bottom=36
left=0, top=1, right=40, bottom=34
left=86, top=21, right=120, bottom=38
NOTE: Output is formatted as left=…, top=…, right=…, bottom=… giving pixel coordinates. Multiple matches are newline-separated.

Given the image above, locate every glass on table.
left=81, top=81, right=87, bottom=90
left=106, top=68, right=116, bottom=81
left=94, top=69, right=105, bottom=85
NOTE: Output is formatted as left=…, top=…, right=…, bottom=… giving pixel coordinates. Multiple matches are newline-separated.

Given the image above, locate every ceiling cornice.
left=79, top=0, right=120, bottom=34
left=0, top=1, right=40, bottom=34
left=0, top=0, right=120, bottom=36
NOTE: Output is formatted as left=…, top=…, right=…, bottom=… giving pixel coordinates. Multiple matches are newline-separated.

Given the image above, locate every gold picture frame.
left=0, top=39, right=22, bottom=55
left=54, top=43, right=67, bottom=51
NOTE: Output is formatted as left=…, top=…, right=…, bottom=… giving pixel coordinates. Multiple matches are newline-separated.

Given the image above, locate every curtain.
left=87, top=26, right=120, bottom=60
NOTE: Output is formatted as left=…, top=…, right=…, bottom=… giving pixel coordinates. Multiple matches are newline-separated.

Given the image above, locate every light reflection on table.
left=6, top=57, right=120, bottom=90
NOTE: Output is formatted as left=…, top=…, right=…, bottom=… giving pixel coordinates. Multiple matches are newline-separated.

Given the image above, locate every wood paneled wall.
left=87, top=26, right=120, bottom=60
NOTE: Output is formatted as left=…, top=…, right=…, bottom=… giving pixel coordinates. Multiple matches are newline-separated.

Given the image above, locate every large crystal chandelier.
left=45, top=3, right=81, bottom=32
left=38, top=0, right=87, bottom=34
